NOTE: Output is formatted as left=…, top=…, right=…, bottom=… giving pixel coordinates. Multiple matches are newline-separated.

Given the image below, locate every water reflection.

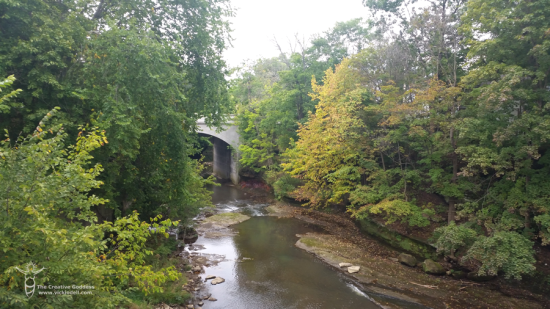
left=193, top=183, right=425, bottom=309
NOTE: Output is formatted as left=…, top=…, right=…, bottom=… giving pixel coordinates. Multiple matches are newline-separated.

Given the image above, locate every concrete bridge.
left=196, top=117, right=240, bottom=184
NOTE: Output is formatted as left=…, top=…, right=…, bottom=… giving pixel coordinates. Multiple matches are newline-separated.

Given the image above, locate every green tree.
left=0, top=106, right=179, bottom=308
left=458, top=0, right=550, bottom=241
left=0, top=0, right=232, bottom=219
left=233, top=20, right=373, bottom=178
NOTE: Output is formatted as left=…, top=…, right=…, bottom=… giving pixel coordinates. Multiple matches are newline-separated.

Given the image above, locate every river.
left=189, top=183, right=426, bottom=309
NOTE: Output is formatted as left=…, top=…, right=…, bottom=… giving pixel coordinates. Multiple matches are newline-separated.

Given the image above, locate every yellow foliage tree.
left=282, top=58, right=373, bottom=207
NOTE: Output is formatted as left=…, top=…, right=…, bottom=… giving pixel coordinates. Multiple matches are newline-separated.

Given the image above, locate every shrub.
left=462, top=231, right=536, bottom=280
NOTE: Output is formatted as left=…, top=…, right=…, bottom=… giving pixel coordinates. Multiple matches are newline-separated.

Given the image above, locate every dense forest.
left=1, top=0, right=550, bottom=307
left=0, top=0, right=232, bottom=307
left=232, top=0, right=550, bottom=282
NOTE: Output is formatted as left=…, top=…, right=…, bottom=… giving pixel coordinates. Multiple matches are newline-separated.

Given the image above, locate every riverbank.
left=267, top=203, right=548, bottom=309
left=151, top=181, right=549, bottom=309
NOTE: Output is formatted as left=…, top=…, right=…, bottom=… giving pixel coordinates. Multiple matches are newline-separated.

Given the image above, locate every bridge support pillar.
left=213, top=138, right=240, bottom=185
left=230, top=151, right=240, bottom=185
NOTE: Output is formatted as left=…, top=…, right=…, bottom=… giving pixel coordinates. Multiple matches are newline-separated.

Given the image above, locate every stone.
left=187, top=305, right=194, bottom=309
left=467, top=272, right=494, bottom=282
left=339, top=262, right=353, bottom=268
left=446, top=270, right=452, bottom=276
left=198, top=301, right=204, bottom=306
left=208, top=297, right=217, bottom=301
left=398, top=253, right=417, bottom=267
left=451, top=271, right=466, bottom=279
left=422, top=259, right=446, bottom=275
left=193, top=265, right=202, bottom=272
left=211, top=277, right=225, bottom=285
left=389, top=257, right=399, bottom=262
left=205, top=275, right=216, bottom=280
left=348, top=266, right=360, bottom=273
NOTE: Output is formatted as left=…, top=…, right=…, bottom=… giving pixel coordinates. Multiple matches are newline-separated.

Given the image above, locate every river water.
left=191, top=183, right=422, bottom=309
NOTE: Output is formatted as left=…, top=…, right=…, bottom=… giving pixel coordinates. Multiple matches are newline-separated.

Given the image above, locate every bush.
left=264, top=170, right=301, bottom=200
left=434, top=222, right=477, bottom=257
left=462, top=231, right=536, bottom=280
left=0, top=107, right=179, bottom=308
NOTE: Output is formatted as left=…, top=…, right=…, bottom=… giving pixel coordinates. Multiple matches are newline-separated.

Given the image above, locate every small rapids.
left=182, top=183, right=426, bottom=309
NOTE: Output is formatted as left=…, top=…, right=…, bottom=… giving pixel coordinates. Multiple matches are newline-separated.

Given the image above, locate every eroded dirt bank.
left=267, top=203, right=548, bottom=309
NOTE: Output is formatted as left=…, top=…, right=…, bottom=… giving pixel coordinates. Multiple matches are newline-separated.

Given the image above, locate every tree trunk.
left=448, top=200, right=456, bottom=223
left=449, top=127, right=458, bottom=223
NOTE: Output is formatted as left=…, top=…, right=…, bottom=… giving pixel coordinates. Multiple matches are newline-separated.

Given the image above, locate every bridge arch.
left=196, top=118, right=240, bottom=184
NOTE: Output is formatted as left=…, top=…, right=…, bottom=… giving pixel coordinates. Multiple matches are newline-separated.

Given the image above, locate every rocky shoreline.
left=155, top=211, right=251, bottom=309
left=267, top=203, right=547, bottom=309
left=157, top=201, right=547, bottom=309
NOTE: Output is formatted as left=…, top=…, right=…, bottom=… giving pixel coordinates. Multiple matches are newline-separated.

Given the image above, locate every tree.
left=458, top=0, right=550, bottom=241
left=233, top=20, right=373, bottom=178
left=0, top=0, right=232, bottom=219
left=282, top=57, right=371, bottom=207
left=0, top=104, right=179, bottom=308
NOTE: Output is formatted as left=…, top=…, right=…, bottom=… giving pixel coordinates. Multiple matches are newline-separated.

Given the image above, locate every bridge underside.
left=200, top=134, right=240, bottom=184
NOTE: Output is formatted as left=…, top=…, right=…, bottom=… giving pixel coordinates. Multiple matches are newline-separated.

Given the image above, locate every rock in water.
left=205, top=275, right=216, bottom=280
left=208, top=297, right=217, bottom=301
left=211, top=277, right=225, bottom=285
left=348, top=266, right=360, bottom=273
left=422, top=259, right=446, bottom=275
left=398, top=253, right=417, bottom=267
left=339, top=262, right=353, bottom=268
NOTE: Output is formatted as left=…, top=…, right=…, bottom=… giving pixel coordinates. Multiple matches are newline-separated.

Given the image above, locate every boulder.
left=348, top=266, right=361, bottom=273
left=339, top=263, right=353, bottom=268
left=205, top=275, right=216, bottom=280
left=422, top=259, right=445, bottom=275
left=398, top=253, right=417, bottom=267
left=211, top=277, right=225, bottom=285
left=451, top=271, right=466, bottom=279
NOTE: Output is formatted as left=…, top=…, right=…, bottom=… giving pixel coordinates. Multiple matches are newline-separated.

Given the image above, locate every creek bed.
left=186, top=183, right=426, bottom=309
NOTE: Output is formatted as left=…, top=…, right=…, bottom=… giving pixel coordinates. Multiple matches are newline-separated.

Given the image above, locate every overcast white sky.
left=223, top=0, right=373, bottom=68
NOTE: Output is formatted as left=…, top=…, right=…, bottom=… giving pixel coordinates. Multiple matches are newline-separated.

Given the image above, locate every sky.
left=223, top=0, right=373, bottom=68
